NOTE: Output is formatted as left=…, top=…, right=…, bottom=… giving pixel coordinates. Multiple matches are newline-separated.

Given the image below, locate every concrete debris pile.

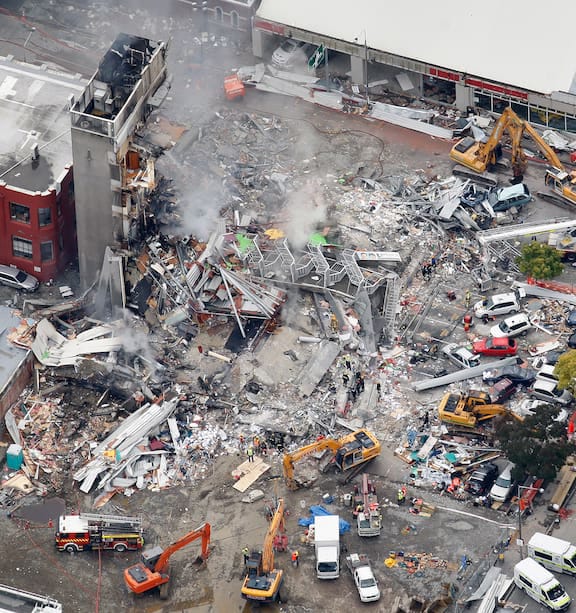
left=235, top=64, right=464, bottom=139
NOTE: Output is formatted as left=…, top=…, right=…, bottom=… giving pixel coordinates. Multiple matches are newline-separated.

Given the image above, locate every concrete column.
left=455, top=83, right=474, bottom=112
left=252, top=28, right=264, bottom=58
left=350, top=55, right=364, bottom=85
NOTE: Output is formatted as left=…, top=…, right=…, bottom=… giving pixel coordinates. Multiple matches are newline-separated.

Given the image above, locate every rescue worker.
left=242, top=547, right=249, bottom=564
left=247, top=446, right=254, bottom=463
left=397, top=487, right=407, bottom=505
left=253, top=436, right=260, bottom=455
left=291, top=550, right=299, bottom=567
left=465, top=290, right=471, bottom=307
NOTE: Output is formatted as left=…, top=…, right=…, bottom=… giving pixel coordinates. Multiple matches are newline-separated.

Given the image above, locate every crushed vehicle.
left=465, top=463, right=499, bottom=496
left=437, top=391, right=522, bottom=428
left=487, top=183, right=533, bottom=212
left=489, top=378, right=517, bottom=403
left=472, top=336, right=517, bottom=357
left=441, top=343, right=480, bottom=369
left=483, top=364, right=536, bottom=386
left=271, top=39, right=315, bottom=67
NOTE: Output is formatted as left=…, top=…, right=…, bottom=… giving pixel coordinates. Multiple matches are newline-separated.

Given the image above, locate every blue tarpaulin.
left=297, top=505, right=350, bottom=534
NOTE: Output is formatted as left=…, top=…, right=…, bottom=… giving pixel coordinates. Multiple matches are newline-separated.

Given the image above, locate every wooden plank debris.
left=232, top=457, right=270, bottom=492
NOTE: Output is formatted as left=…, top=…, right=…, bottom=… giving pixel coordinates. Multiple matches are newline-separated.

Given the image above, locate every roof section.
left=256, top=0, right=576, bottom=96
left=0, top=57, right=85, bottom=193
left=0, top=306, right=31, bottom=397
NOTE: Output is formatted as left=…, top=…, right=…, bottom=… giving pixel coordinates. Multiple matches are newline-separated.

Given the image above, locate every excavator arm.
left=283, top=438, right=341, bottom=490
left=153, top=522, right=211, bottom=574
left=261, top=499, right=284, bottom=574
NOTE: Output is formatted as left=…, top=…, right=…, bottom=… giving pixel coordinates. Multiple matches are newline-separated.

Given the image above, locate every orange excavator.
left=283, top=429, right=381, bottom=490
left=241, top=499, right=285, bottom=604
left=124, top=522, right=211, bottom=599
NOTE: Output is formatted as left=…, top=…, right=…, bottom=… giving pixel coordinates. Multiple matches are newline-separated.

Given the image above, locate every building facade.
left=0, top=59, right=84, bottom=281
left=253, top=0, right=576, bottom=133
left=71, top=34, right=168, bottom=288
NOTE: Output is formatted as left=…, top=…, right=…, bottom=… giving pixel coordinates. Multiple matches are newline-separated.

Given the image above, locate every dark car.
left=487, top=183, right=532, bottom=212
left=465, top=463, right=499, bottom=496
left=568, top=333, right=576, bottom=349
left=567, top=310, right=576, bottom=327
left=489, top=378, right=517, bottom=403
left=482, top=365, right=537, bottom=387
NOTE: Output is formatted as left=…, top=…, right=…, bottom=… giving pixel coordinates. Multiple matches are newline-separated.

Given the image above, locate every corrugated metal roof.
left=256, top=0, right=576, bottom=96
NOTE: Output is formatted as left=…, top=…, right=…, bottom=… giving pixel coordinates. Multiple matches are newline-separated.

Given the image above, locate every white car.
left=441, top=343, right=480, bottom=369
left=490, top=313, right=531, bottom=338
left=535, top=364, right=558, bottom=384
left=473, top=290, right=523, bottom=319
left=530, top=380, right=573, bottom=405
left=490, top=462, right=515, bottom=503
left=271, top=39, right=314, bottom=67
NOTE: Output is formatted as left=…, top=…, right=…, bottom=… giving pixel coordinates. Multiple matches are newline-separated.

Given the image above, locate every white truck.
left=346, top=554, right=380, bottom=603
left=314, top=515, right=340, bottom=579
left=528, top=532, right=576, bottom=576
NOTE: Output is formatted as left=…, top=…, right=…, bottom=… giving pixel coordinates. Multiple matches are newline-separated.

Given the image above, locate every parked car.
left=0, top=264, right=39, bottom=292
left=535, top=364, right=558, bottom=384
left=529, top=380, right=573, bottom=405
left=465, top=463, right=499, bottom=496
left=473, top=290, right=524, bottom=319
left=490, top=313, right=532, bottom=338
left=483, top=364, right=537, bottom=386
left=489, top=378, right=518, bottom=403
left=271, top=39, right=314, bottom=67
left=486, top=183, right=533, bottom=212
left=568, top=332, right=576, bottom=349
left=490, top=462, right=515, bottom=503
left=472, top=336, right=518, bottom=357
left=441, top=343, right=480, bottom=369
left=566, top=309, right=576, bottom=327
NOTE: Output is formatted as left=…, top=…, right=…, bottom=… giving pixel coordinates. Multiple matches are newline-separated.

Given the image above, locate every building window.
left=12, top=237, right=33, bottom=259
left=38, top=207, right=52, bottom=227
left=10, top=202, right=31, bottom=224
left=215, top=6, right=223, bottom=22
left=40, top=241, right=54, bottom=262
left=231, top=10, right=239, bottom=27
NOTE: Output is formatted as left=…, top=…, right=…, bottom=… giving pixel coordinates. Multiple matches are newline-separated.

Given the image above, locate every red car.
left=472, top=336, right=518, bottom=357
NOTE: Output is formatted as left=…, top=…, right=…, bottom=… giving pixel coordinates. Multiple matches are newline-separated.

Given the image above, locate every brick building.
left=0, top=57, right=84, bottom=281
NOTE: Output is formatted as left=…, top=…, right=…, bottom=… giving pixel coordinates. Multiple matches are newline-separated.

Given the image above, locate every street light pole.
left=516, top=483, right=545, bottom=559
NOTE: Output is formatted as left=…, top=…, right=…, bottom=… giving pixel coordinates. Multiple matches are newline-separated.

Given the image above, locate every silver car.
left=0, top=264, right=39, bottom=292
left=529, top=380, right=572, bottom=405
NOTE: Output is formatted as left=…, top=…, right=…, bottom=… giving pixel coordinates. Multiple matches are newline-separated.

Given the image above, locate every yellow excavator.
left=283, top=429, right=381, bottom=490
left=241, top=499, right=285, bottom=604
left=438, top=391, right=524, bottom=428
left=450, top=107, right=576, bottom=207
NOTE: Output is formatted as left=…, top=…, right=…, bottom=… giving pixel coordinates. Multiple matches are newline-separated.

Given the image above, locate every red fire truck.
left=55, top=513, right=144, bottom=553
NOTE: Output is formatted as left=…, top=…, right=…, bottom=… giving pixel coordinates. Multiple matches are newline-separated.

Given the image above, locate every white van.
left=528, top=533, right=576, bottom=576
left=514, top=558, right=571, bottom=610
left=489, top=462, right=514, bottom=503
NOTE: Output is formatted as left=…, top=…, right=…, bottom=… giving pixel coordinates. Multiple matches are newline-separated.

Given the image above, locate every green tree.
left=554, top=350, right=576, bottom=391
left=515, top=242, right=563, bottom=280
left=495, top=407, right=575, bottom=482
